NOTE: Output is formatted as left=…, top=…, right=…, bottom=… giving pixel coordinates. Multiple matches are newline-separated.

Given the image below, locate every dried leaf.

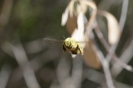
left=77, top=1, right=87, bottom=14
left=83, top=39, right=101, bottom=69
left=68, top=0, right=76, bottom=17
left=77, top=12, right=84, bottom=35
left=98, top=10, right=121, bottom=44
left=61, top=8, right=69, bottom=26
left=82, top=0, right=97, bottom=32
left=71, top=12, right=87, bottom=58
left=72, top=12, right=85, bottom=47
left=66, top=14, right=77, bottom=34
left=63, top=0, right=101, bottom=68
left=64, top=1, right=79, bottom=34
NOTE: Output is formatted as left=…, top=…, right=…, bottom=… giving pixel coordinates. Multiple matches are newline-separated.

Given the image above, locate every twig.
left=57, top=56, right=83, bottom=88
left=71, top=56, right=83, bottom=88
left=90, top=35, right=115, bottom=88
left=98, top=0, right=116, bottom=11
left=2, top=41, right=59, bottom=87
left=94, top=24, right=133, bottom=72
left=10, top=42, right=40, bottom=88
left=56, top=57, right=71, bottom=84
left=119, top=0, right=129, bottom=31
left=106, top=0, right=129, bottom=62
left=84, top=68, right=133, bottom=88
left=111, top=38, right=133, bottom=77
left=0, top=65, right=12, bottom=88
left=85, top=11, right=115, bottom=87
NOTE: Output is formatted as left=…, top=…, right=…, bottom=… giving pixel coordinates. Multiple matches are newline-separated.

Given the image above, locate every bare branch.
left=71, top=56, right=83, bottom=88
left=0, top=65, right=12, bottom=88
left=106, top=0, right=129, bottom=62
left=90, top=34, right=115, bottom=88
left=111, top=38, right=133, bottom=77
left=93, top=22, right=133, bottom=72
left=10, top=42, right=40, bottom=88
left=84, top=68, right=133, bottom=88
left=119, top=0, right=129, bottom=31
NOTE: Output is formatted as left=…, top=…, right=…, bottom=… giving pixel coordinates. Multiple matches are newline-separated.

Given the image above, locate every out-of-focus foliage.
left=13, top=0, right=68, bottom=42
left=0, top=0, right=133, bottom=88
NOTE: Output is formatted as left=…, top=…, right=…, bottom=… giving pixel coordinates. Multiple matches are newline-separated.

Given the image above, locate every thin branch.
left=71, top=56, right=83, bottom=88
left=2, top=41, right=59, bottom=87
left=90, top=34, right=115, bottom=88
left=0, top=65, right=12, bottom=88
left=111, top=38, right=133, bottom=77
left=119, top=0, right=129, bottom=31
left=98, top=0, right=116, bottom=11
left=84, top=68, right=133, bottom=88
left=10, top=42, right=40, bottom=88
left=57, top=56, right=83, bottom=88
left=93, top=22, right=133, bottom=72
left=56, top=57, right=71, bottom=84
left=106, top=0, right=129, bottom=62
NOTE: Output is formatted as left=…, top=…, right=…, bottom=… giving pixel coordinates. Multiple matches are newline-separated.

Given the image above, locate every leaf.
left=83, top=39, right=101, bottom=69
left=82, top=0, right=97, bottom=33
left=72, top=12, right=85, bottom=47
left=68, top=0, right=76, bottom=17
left=61, top=8, right=69, bottom=26
left=62, top=0, right=101, bottom=68
left=98, top=10, right=121, bottom=44
left=66, top=14, right=77, bottom=34
left=71, top=12, right=87, bottom=58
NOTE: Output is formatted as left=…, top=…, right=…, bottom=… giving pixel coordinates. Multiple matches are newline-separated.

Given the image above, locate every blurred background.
left=0, top=0, right=133, bottom=88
